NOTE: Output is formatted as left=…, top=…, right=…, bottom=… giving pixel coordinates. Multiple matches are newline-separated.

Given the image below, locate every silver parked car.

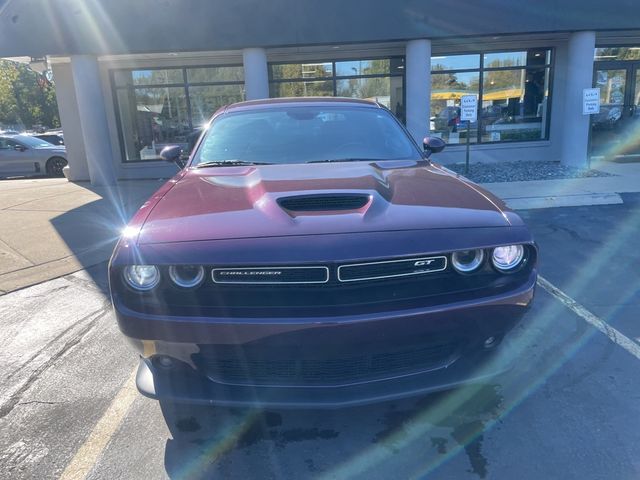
left=0, top=135, right=68, bottom=177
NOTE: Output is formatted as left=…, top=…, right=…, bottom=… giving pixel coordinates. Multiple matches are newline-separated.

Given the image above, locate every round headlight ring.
left=492, top=245, right=525, bottom=272
left=451, top=249, right=485, bottom=273
left=169, top=265, right=205, bottom=288
left=124, top=265, right=160, bottom=291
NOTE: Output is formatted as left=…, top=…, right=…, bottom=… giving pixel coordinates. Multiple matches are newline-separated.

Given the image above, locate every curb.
left=502, top=192, right=623, bottom=210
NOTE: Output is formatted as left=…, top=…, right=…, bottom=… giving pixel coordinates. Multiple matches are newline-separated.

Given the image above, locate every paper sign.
left=583, top=88, right=600, bottom=115
left=460, top=95, right=478, bottom=121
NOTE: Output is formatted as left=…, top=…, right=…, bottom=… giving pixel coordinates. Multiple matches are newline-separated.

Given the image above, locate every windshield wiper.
left=195, top=160, right=273, bottom=168
left=307, top=158, right=383, bottom=164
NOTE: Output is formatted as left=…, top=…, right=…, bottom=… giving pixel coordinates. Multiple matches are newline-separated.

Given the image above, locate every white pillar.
left=70, top=55, right=118, bottom=186
left=405, top=39, right=432, bottom=144
left=560, top=31, right=596, bottom=168
left=242, top=48, right=269, bottom=100
left=51, top=62, right=90, bottom=181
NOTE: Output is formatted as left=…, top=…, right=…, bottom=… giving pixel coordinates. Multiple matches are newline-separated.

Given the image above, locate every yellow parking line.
left=59, top=369, right=138, bottom=480
left=538, top=275, right=640, bottom=360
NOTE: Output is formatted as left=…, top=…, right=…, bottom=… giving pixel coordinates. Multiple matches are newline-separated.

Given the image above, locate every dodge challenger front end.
left=109, top=98, right=536, bottom=411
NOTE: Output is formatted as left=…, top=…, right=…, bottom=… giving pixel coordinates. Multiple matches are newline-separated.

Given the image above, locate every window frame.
left=430, top=47, right=555, bottom=145
left=110, top=64, right=245, bottom=164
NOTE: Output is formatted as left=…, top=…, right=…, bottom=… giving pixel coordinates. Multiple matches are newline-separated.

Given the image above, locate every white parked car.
left=0, top=135, right=68, bottom=177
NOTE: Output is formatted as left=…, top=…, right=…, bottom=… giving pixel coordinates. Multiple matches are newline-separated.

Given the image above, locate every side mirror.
left=423, top=136, right=446, bottom=158
left=160, top=145, right=186, bottom=168
left=14, top=145, right=27, bottom=152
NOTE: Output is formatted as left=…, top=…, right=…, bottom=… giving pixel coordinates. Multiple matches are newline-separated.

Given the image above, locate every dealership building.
left=1, top=0, right=639, bottom=185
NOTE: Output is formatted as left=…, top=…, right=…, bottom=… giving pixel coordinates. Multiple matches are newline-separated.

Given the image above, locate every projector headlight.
left=491, top=245, right=525, bottom=272
left=451, top=249, right=485, bottom=273
left=169, top=265, right=205, bottom=288
left=123, top=265, right=160, bottom=291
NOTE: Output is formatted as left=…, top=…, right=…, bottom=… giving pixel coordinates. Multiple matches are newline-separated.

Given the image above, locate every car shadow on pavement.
left=45, top=180, right=164, bottom=296
left=162, top=384, right=503, bottom=479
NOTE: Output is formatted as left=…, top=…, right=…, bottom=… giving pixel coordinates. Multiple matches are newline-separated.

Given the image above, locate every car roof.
left=222, top=97, right=382, bottom=114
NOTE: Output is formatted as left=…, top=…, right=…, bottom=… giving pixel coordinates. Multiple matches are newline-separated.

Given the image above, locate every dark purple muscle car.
left=109, top=98, right=536, bottom=422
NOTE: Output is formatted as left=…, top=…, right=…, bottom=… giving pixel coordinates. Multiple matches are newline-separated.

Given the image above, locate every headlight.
left=451, top=249, right=484, bottom=273
left=124, top=265, right=160, bottom=291
left=169, top=265, right=205, bottom=288
left=491, top=245, right=525, bottom=272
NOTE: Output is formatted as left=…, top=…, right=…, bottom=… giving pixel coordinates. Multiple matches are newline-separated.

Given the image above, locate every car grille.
left=212, top=266, right=328, bottom=284
left=193, top=341, right=459, bottom=386
left=123, top=251, right=534, bottom=318
left=338, top=256, right=447, bottom=282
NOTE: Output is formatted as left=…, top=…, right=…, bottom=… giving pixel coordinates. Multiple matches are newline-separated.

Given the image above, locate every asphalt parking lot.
left=1, top=194, right=639, bottom=480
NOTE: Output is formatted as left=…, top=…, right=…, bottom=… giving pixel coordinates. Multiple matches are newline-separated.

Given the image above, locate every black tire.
left=45, top=156, right=67, bottom=177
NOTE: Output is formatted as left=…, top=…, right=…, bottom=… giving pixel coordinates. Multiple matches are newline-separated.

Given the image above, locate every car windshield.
left=12, top=135, right=57, bottom=148
left=193, top=105, right=422, bottom=166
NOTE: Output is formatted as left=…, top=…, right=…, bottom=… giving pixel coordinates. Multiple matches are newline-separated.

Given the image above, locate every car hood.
left=137, top=160, right=511, bottom=244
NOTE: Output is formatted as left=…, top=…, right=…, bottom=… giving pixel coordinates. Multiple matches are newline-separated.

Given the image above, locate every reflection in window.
left=430, top=72, right=479, bottom=144
left=187, top=66, right=244, bottom=83
left=268, top=58, right=405, bottom=122
left=269, top=81, right=333, bottom=98
left=189, top=85, right=245, bottom=126
left=118, top=69, right=185, bottom=86
left=112, top=66, right=244, bottom=162
left=431, top=54, right=480, bottom=71
left=480, top=68, right=550, bottom=142
left=335, top=59, right=393, bottom=76
left=431, top=49, right=552, bottom=144
left=594, top=47, right=640, bottom=61
left=270, top=63, right=333, bottom=80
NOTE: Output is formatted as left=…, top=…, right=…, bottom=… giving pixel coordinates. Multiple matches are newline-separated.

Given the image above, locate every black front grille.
left=278, top=194, right=370, bottom=212
left=212, top=266, right=328, bottom=284
left=339, top=256, right=447, bottom=282
left=194, top=341, right=458, bottom=386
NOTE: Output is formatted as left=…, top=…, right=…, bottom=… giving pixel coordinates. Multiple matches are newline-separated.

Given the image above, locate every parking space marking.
left=59, top=369, right=138, bottom=480
left=538, top=275, right=640, bottom=360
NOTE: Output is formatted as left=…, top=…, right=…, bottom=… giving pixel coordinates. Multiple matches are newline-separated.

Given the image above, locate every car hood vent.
left=277, top=194, right=370, bottom=212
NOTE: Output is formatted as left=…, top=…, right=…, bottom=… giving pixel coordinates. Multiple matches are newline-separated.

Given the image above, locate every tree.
left=0, top=60, right=60, bottom=130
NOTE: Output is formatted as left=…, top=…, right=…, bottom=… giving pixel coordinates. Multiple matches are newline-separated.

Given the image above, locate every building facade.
left=1, top=0, right=639, bottom=185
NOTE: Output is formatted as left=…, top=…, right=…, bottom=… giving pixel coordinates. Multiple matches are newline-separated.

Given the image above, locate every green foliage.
left=0, top=60, right=60, bottom=130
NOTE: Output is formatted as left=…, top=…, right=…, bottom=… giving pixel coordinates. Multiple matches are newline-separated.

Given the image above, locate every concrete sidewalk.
left=0, top=178, right=164, bottom=294
left=480, top=161, right=640, bottom=210
left=0, top=161, right=639, bottom=295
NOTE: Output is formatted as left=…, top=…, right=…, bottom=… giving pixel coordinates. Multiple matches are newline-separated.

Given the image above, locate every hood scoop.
left=277, top=194, right=371, bottom=212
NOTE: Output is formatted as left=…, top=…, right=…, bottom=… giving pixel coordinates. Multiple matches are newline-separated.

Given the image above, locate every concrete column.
left=560, top=31, right=596, bottom=168
left=51, top=62, right=90, bottom=181
left=242, top=48, right=269, bottom=100
left=405, top=39, right=432, bottom=144
left=70, top=55, right=117, bottom=185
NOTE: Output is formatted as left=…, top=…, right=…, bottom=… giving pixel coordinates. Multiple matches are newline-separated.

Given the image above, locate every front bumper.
left=120, top=270, right=535, bottom=408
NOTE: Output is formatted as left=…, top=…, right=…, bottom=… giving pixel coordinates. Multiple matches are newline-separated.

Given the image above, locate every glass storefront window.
left=480, top=68, right=549, bottom=142
left=270, top=63, right=333, bottom=80
left=187, top=66, right=244, bottom=84
left=112, top=65, right=245, bottom=162
left=431, top=48, right=552, bottom=144
left=595, top=47, right=640, bottom=61
left=430, top=71, right=479, bottom=144
left=114, top=69, right=185, bottom=86
left=189, top=84, right=245, bottom=126
left=269, top=57, right=405, bottom=121
left=484, top=51, right=527, bottom=68
left=431, top=54, right=480, bottom=71
left=269, top=80, right=334, bottom=98
left=335, top=59, right=392, bottom=76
